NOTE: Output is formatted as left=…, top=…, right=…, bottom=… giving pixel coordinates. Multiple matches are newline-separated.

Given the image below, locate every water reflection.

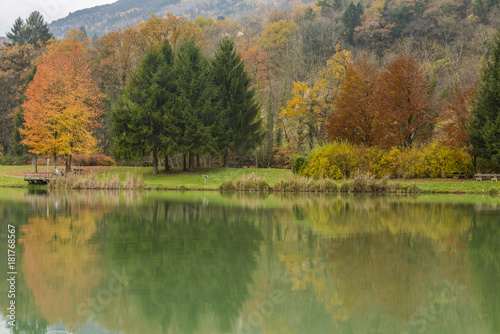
left=0, top=190, right=498, bottom=333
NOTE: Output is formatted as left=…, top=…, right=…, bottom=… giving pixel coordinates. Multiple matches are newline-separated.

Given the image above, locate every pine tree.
left=173, top=40, right=220, bottom=171
left=468, top=29, right=500, bottom=168
left=342, top=2, right=363, bottom=44
left=6, top=11, right=53, bottom=46
left=112, top=41, right=176, bottom=175
left=6, top=18, right=26, bottom=44
left=212, top=38, right=262, bottom=163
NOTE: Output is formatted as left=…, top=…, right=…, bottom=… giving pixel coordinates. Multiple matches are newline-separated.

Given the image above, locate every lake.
left=0, top=189, right=499, bottom=334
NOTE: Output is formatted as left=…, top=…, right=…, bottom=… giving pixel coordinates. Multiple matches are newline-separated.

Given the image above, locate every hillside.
left=49, top=0, right=303, bottom=38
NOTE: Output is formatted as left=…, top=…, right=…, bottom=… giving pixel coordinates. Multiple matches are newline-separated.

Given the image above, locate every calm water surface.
left=0, top=189, right=499, bottom=334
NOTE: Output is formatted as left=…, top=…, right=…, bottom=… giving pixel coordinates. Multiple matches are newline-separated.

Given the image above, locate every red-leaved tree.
left=328, top=60, right=379, bottom=146
left=375, top=55, right=435, bottom=148
left=439, top=84, right=476, bottom=149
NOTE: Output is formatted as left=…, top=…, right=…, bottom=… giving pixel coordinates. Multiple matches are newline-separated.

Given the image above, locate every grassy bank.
left=0, top=165, right=499, bottom=194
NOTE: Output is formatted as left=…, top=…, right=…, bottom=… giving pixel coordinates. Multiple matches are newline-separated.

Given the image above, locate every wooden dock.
left=24, top=173, right=54, bottom=185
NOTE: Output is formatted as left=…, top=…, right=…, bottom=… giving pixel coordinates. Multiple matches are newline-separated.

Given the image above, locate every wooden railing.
left=24, top=173, right=54, bottom=184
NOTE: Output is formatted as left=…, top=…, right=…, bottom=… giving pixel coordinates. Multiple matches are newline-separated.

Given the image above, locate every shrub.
left=235, top=173, right=270, bottom=191
left=300, top=142, right=472, bottom=179
left=301, top=142, right=362, bottom=179
left=219, top=179, right=236, bottom=192
left=291, top=155, right=309, bottom=174
left=0, top=154, right=32, bottom=165
left=72, top=154, right=116, bottom=166
left=272, top=146, right=297, bottom=169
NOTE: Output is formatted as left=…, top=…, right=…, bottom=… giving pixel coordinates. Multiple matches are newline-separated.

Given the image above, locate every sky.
left=0, top=0, right=117, bottom=37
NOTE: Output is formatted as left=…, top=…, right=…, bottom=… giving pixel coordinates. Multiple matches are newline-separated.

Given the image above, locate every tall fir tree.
left=342, top=2, right=363, bottom=44
left=468, top=29, right=500, bottom=169
left=173, top=40, right=221, bottom=171
left=112, top=41, right=176, bottom=175
left=6, top=11, right=53, bottom=46
left=212, top=38, right=262, bottom=164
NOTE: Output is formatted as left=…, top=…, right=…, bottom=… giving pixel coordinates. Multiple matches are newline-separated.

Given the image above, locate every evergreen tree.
left=112, top=41, right=176, bottom=175
left=173, top=40, right=221, bottom=171
left=468, top=29, right=500, bottom=168
left=6, top=18, right=25, bottom=44
left=342, top=2, right=363, bottom=44
left=212, top=38, right=262, bottom=163
left=6, top=11, right=53, bottom=46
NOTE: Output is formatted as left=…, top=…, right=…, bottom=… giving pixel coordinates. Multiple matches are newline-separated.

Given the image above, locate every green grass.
left=1, top=165, right=500, bottom=194
left=0, top=165, right=34, bottom=187
left=397, top=179, right=500, bottom=194
left=0, top=165, right=292, bottom=190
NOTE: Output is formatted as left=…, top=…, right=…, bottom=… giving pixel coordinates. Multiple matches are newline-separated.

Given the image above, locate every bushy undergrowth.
left=0, top=154, right=32, bottom=165
left=72, top=154, right=116, bottom=166
left=300, top=142, right=472, bottom=179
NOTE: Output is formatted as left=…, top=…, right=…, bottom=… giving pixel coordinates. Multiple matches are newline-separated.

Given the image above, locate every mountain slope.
left=49, top=0, right=296, bottom=38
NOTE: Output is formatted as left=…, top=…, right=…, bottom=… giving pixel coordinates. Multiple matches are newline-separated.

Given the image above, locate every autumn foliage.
left=21, top=34, right=104, bottom=162
left=328, top=60, right=379, bottom=146
left=326, top=54, right=435, bottom=148
left=439, top=85, right=476, bottom=149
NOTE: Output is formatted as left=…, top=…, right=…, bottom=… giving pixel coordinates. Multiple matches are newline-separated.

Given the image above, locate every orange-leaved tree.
left=328, top=60, right=379, bottom=146
left=438, top=84, right=476, bottom=149
left=375, top=55, right=435, bottom=148
left=21, top=33, right=104, bottom=171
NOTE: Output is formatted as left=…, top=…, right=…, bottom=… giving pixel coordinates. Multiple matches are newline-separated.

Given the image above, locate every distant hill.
left=49, top=0, right=299, bottom=38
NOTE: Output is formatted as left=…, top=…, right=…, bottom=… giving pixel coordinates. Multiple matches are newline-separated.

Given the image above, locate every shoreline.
left=0, top=166, right=499, bottom=195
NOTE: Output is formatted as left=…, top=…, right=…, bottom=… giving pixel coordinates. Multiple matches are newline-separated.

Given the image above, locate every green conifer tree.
left=342, top=2, right=363, bottom=44
left=212, top=38, right=262, bottom=164
left=468, top=29, right=500, bottom=169
left=173, top=40, right=220, bottom=171
left=112, top=41, right=175, bottom=175
left=6, top=11, right=53, bottom=46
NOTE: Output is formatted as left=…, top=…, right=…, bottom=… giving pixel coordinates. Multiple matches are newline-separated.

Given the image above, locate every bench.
left=452, top=172, right=468, bottom=179
left=73, top=167, right=83, bottom=175
left=474, top=174, right=500, bottom=181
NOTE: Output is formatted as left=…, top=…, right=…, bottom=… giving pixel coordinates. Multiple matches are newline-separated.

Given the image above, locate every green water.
left=0, top=189, right=499, bottom=334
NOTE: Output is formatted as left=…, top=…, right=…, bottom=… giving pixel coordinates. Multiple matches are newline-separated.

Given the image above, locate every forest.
left=1, top=0, right=500, bottom=175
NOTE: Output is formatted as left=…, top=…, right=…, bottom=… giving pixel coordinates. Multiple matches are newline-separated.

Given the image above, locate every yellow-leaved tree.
left=279, top=44, right=352, bottom=152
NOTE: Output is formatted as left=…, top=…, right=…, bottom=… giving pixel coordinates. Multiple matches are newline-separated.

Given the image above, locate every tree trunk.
left=153, top=147, right=159, bottom=175
left=68, top=155, right=72, bottom=172
left=183, top=154, right=187, bottom=171
left=196, top=154, right=200, bottom=168
left=189, top=152, right=194, bottom=172
left=164, top=155, right=170, bottom=171
left=53, top=153, right=57, bottom=171
left=33, top=155, right=37, bottom=173
left=223, top=154, right=227, bottom=167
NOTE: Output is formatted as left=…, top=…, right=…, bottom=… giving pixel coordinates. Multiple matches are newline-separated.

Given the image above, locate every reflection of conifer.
left=104, top=204, right=263, bottom=333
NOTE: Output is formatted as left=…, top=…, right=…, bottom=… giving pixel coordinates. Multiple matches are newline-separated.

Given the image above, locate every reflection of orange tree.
left=19, top=211, right=102, bottom=324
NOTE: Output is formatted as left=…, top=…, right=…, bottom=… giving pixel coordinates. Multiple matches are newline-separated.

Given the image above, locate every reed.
left=219, top=173, right=271, bottom=192
left=48, top=172, right=145, bottom=189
